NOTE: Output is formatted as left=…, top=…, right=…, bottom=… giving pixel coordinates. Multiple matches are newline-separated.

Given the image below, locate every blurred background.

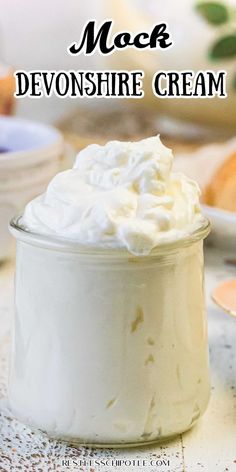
left=1, top=0, right=236, bottom=129
left=0, top=0, right=102, bottom=122
left=0, top=0, right=236, bottom=259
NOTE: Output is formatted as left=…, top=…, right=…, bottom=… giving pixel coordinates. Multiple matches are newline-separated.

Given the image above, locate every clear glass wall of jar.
left=9, top=217, right=211, bottom=447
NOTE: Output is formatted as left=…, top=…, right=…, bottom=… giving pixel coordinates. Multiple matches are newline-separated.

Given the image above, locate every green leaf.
left=232, top=74, right=236, bottom=91
left=210, top=35, right=236, bottom=60
left=196, top=2, right=229, bottom=25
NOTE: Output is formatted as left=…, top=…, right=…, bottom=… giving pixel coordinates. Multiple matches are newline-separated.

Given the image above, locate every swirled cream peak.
left=22, top=136, right=204, bottom=254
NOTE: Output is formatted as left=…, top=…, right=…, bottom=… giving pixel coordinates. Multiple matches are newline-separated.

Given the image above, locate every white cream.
left=9, top=235, right=210, bottom=445
left=9, top=136, right=210, bottom=446
left=21, top=136, right=204, bottom=254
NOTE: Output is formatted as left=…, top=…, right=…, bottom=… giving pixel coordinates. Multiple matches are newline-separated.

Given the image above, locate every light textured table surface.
left=0, top=247, right=236, bottom=472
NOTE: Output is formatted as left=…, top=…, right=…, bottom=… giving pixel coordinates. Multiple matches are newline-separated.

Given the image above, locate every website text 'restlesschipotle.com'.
left=60, top=457, right=171, bottom=469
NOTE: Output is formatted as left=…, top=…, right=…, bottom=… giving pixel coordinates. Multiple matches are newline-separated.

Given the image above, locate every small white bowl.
left=0, top=116, right=64, bottom=260
left=202, top=204, right=236, bottom=252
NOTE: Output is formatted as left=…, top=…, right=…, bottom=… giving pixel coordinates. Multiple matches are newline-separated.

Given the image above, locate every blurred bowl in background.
left=0, top=116, right=64, bottom=260
left=174, top=138, right=236, bottom=252
left=202, top=204, right=236, bottom=251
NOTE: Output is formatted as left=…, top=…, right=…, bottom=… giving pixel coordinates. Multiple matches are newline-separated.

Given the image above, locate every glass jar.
left=9, top=217, right=211, bottom=447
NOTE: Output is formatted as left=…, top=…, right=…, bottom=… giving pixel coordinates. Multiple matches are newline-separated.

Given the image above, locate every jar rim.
left=9, top=214, right=211, bottom=258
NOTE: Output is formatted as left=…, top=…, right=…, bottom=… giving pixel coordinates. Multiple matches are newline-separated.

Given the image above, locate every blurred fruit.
left=0, top=65, right=15, bottom=115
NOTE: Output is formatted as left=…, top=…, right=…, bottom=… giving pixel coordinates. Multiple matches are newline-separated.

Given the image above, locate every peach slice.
left=212, top=279, right=236, bottom=318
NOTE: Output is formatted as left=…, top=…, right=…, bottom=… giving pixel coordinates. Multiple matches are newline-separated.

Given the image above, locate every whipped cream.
left=9, top=135, right=210, bottom=444
left=22, top=136, right=204, bottom=254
